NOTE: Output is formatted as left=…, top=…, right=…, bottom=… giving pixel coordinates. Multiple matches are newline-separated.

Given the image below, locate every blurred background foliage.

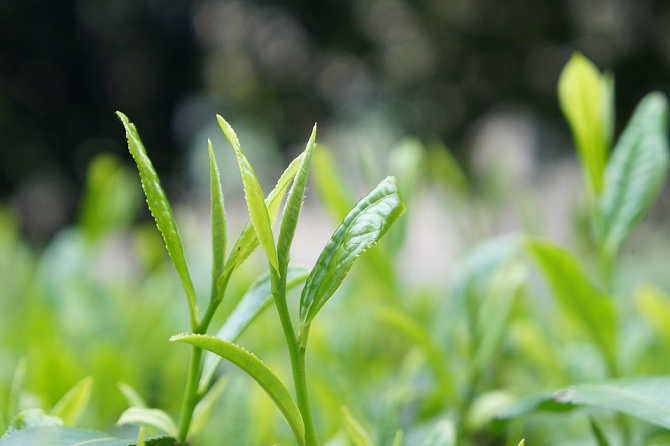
left=4, top=1, right=670, bottom=445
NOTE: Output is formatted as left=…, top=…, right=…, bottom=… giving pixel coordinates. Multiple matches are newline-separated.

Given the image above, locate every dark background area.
left=2, top=0, right=670, bottom=241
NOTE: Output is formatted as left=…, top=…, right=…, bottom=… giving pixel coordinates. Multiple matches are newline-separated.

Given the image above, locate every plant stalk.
left=177, top=347, right=203, bottom=445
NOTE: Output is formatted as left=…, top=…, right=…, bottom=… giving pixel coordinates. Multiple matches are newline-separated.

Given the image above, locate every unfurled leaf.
left=199, top=266, right=310, bottom=393
left=498, top=376, right=670, bottom=431
left=300, top=177, right=405, bottom=328
left=341, top=406, right=374, bottom=446
left=209, top=140, right=227, bottom=298
left=117, top=407, right=177, bottom=438
left=277, top=124, right=316, bottom=274
left=420, top=419, right=456, bottom=446
left=525, top=239, right=617, bottom=366
left=118, top=382, right=148, bottom=409
left=171, top=334, right=305, bottom=445
left=558, top=52, right=610, bottom=195
left=597, top=92, right=669, bottom=256
left=117, top=112, right=198, bottom=325
left=50, top=376, right=93, bottom=426
left=0, top=426, right=174, bottom=446
left=218, top=115, right=279, bottom=274
left=222, top=151, right=304, bottom=277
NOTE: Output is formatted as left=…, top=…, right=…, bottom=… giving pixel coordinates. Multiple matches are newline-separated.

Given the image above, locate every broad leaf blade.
left=341, top=406, right=374, bottom=446
left=0, top=426, right=174, bottom=446
left=218, top=115, right=278, bottom=274
left=420, top=419, right=456, bottom=446
left=277, top=124, right=317, bottom=274
left=199, top=266, right=310, bottom=392
left=50, top=376, right=93, bottom=426
left=209, top=140, right=227, bottom=293
left=525, top=239, right=617, bottom=365
left=117, top=112, right=197, bottom=324
left=171, top=334, right=305, bottom=445
left=498, top=376, right=670, bottom=431
left=597, top=92, right=669, bottom=256
left=558, top=52, right=609, bottom=195
left=117, top=407, right=177, bottom=438
left=299, top=176, right=406, bottom=327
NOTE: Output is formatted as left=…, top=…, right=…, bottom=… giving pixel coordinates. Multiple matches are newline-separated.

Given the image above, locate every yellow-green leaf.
left=50, top=376, right=93, bottom=426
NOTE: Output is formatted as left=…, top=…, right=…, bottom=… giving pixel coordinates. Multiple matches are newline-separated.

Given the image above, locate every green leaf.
left=190, top=376, right=228, bottom=436
left=0, top=426, right=174, bottom=446
left=117, top=407, right=177, bottom=438
left=341, top=406, right=374, bottom=446
left=117, top=382, right=148, bottom=409
left=498, top=376, right=670, bottom=431
left=208, top=140, right=227, bottom=297
left=590, top=417, right=611, bottom=446
left=636, top=285, right=670, bottom=346
left=525, top=239, right=617, bottom=366
left=517, top=440, right=525, bottom=446
left=558, top=52, right=610, bottom=195
left=137, top=426, right=146, bottom=446
left=311, top=147, right=357, bottom=222
left=222, top=151, right=304, bottom=277
left=117, top=112, right=198, bottom=326
left=7, top=409, right=62, bottom=432
left=218, top=115, right=279, bottom=274
left=596, top=92, right=669, bottom=256
left=391, top=430, right=404, bottom=446
left=7, top=358, right=26, bottom=425
left=299, top=176, right=406, bottom=328
left=420, top=419, right=456, bottom=446
left=50, top=376, right=93, bottom=426
left=277, top=124, right=317, bottom=274
left=199, top=265, right=310, bottom=393
left=171, top=334, right=305, bottom=445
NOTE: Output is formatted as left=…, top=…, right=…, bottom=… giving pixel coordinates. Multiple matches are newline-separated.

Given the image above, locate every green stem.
left=271, top=269, right=319, bottom=446
left=177, top=347, right=203, bottom=445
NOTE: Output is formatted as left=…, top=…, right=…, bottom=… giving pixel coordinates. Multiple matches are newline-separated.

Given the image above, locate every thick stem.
left=271, top=270, right=319, bottom=446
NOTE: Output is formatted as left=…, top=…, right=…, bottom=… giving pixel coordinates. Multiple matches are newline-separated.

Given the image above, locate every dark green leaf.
left=0, top=426, right=175, bottom=446
left=117, top=112, right=198, bottom=326
left=171, top=334, right=305, bottom=445
left=299, top=177, right=406, bottom=328
left=597, top=92, right=669, bottom=256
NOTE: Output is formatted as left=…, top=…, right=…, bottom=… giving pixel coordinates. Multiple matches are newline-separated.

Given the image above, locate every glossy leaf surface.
left=597, top=92, right=669, bottom=255
left=117, top=112, right=197, bottom=324
left=218, top=115, right=279, bottom=273
left=300, top=176, right=405, bottom=327
left=171, top=334, right=305, bottom=445
left=0, top=426, right=174, bottom=446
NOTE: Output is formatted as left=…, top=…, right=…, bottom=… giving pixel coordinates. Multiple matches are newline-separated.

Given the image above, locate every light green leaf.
left=300, top=177, right=406, bottom=328
left=50, top=376, right=93, bottom=426
left=191, top=376, right=228, bottom=436
left=311, top=147, right=356, bottom=222
left=171, top=334, right=305, bottom=445
left=7, top=358, right=26, bottom=425
left=117, top=112, right=198, bottom=326
left=341, top=406, right=374, bottom=446
left=222, top=151, right=304, bottom=278
left=117, top=382, right=148, bottom=409
left=558, top=52, right=609, bottom=195
left=517, top=440, right=525, bottom=446
left=8, top=409, right=62, bottom=432
left=590, top=417, right=611, bottom=446
left=209, top=140, right=227, bottom=298
left=525, top=239, right=617, bottom=366
left=420, top=419, right=456, bottom=446
left=498, top=376, right=670, bottom=431
left=117, top=407, right=177, bottom=438
left=0, top=426, right=174, bottom=446
left=636, top=285, right=670, bottom=346
left=199, top=266, right=310, bottom=393
left=218, top=115, right=279, bottom=274
left=277, top=124, right=317, bottom=274
left=597, top=92, right=669, bottom=256
left=392, top=430, right=404, bottom=446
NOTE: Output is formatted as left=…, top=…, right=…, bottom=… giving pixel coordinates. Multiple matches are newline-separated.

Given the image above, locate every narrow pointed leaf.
left=341, top=406, right=374, bottom=446
left=525, top=239, right=616, bottom=364
left=50, top=376, right=93, bottom=426
left=0, top=426, right=174, bottom=446
left=191, top=376, right=229, bottom=436
left=300, top=177, right=405, bottom=327
left=420, top=419, right=456, bottom=446
left=597, top=92, right=669, bottom=256
left=391, top=430, right=404, bottom=446
left=558, top=52, right=609, bottom=195
left=117, top=407, right=177, bottom=438
left=498, top=376, right=670, bottom=431
left=277, top=124, right=317, bottom=274
left=171, top=334, right=305, bottom=445
left=199, top=266, right=310, bottom=392
left=223, top=152, right=304, bottom=277
left=209, top=140, right=226, bottom=291
left=590, top=417, right=611, bottom=446
left=118, top=382, right=148, bottom=409
left=117, top=112, right=197, bottom=324
left=311, top=147, right=357, bottom=222
left=218, top=115, right=278, bottom=274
